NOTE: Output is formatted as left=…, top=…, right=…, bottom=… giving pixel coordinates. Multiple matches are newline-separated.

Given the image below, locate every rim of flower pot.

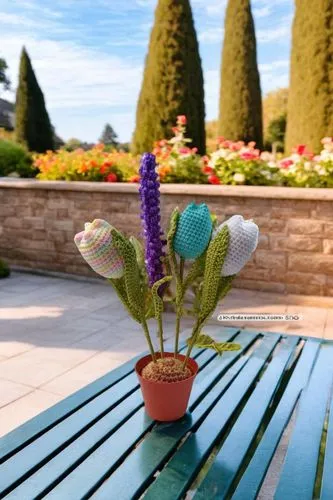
left=135, top=352, right=199, bottom=386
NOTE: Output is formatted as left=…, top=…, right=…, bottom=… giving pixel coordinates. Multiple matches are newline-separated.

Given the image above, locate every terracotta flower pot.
left=135, top=352, right=198, bottom=422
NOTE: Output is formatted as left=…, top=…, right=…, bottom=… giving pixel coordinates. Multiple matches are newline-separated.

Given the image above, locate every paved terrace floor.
left=0, top=271, right=332, bottom=437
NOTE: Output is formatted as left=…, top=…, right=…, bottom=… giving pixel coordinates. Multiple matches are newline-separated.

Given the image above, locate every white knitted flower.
left=215, top=215, right=259, bottom=276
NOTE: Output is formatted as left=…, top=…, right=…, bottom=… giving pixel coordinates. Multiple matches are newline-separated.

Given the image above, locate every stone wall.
left=1, top=179, right=333, bottom=296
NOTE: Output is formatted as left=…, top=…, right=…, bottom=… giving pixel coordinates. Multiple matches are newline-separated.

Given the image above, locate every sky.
left=0, top=0, right=294, bottom=143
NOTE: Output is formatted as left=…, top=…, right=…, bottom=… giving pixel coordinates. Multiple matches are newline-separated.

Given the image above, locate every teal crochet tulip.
left=173, top=203, right=212, bottom=259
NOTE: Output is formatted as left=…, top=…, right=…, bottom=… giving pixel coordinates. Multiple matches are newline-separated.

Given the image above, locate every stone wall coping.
left=1, top=178, right=333, bottom=201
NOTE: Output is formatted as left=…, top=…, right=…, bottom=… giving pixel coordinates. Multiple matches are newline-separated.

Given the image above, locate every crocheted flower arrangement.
left=74, top=152, right=259, bottom=382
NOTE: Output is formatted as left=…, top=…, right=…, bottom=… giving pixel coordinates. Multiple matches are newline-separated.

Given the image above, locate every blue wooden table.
left=1, top=328, right=332, bottom=499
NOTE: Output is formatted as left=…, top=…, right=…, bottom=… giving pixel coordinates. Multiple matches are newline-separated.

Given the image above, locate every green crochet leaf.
left=111, top=229, right=145, bottom=323
left=129, top=236, right=145, bottom=271
left=218, top=275, right=235, bottom=301
left=198, top=225, right=230, bottom=324
left=108, top=277, right=140, bottom=322
left=151, top=276, right=173, bottom=319
left=186, top=334, right=241, bottom=355
left=167, top=208, right=180, bottom=280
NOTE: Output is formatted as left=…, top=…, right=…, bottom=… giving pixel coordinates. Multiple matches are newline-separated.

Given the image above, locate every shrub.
left=0, top=259, right=10, bottom=279
left=0, top=139, right=35, bottom=177
left=278, top=141, right=333, bottom=188
left=205, top=138, right=280, bottom=186
left=34, top=144, right=139, bottom=182
left=153, top=116, right=207, bottom=184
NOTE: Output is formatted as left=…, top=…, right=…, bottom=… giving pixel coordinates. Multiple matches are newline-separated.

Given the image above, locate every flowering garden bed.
left=32, top=117, right=333, bottom=188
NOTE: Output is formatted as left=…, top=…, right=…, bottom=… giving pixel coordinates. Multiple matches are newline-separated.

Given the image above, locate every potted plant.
left=74, top=153, right=259, bottom=421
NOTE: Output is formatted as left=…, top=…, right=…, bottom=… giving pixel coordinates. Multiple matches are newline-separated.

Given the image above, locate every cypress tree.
left=15, top=47, right=54, bottom=152
left=218, top=0, right=263, bottom=149
left=132, top=0, right=205, bottom=155
left=285, top=0, right=333, bottom=153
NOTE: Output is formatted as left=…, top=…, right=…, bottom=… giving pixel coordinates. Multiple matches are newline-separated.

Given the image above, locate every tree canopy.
left=15, top=47, right=54, bottom=152
left=218, top=0, right=263, bottom=149
left=132, top=0, right=206, bottom=155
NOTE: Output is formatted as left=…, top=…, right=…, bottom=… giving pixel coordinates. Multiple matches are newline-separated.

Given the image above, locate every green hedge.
left=0, top=259, right=10, bottom=279
left=0, top=140, right=36, bottom=178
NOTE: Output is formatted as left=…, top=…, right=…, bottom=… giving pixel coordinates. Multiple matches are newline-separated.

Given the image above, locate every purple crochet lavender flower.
left=139, top=153, right=165, bottom=287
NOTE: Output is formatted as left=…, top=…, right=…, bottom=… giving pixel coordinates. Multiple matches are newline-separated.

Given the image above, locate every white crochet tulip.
left=215, top=215, right=259, bottom=276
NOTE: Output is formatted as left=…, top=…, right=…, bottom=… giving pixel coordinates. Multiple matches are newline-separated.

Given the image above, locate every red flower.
left=179, top=147, right=190, bottom=154
left=172, top=126, right=179, bottom=134
left=129, top=175, right=140, bottom=183
left=295, top=144, right=306, bottom=155
left=105, top=172, right=117, bottom=182
left=239, top=151, right=259, bottom=161
left=192, top=147, right=198, bottom=154
left=208, top=174, right=221, bottom=185
left=177, top=115, right=187, bottom=125
left=202, top=165, right=213, bottom=174
left=280, top=159, right=293, bottom=169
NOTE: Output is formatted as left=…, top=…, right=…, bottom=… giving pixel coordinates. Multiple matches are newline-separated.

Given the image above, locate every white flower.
left=261, top=170, right=272, bottom=179
left=291, top=153, right=303, bottom=163
left=214, top=215, right=259, bottom=276
left=261, top=152, right=275, bottom=162
left=233, top=172, right=245, bottom=183
left=304, top=161, right=312, bottom=171
left=268, top=161, right=277, bottom=168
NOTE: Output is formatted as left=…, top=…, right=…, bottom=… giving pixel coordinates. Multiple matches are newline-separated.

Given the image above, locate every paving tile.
left=323, top=310, right=333, bottom=340
left=285, top=305, right=327, bottom=339
left=0, top=340, right=35, bottom=358
left=41, top=351, right=131, bottom=397
left=0, top=379, right=33, bottom=408
left=0, top=345, right=98, bottom=387
left=0, top=389, right=63, bottom=437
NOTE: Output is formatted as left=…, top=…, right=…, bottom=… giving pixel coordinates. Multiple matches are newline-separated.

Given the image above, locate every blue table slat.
left=0, top=372, right=140, bottom=496
left=320, top=389, right=333, bottom=500
left=0, top=350, right=147, bottom=463
left=275, top=343, right=333, bottom=500
left=193, top=335, right=299, bottom=499
left=43, top=331, right=243, bottom=499
left=2, top=329, right=333, bottom=500
left=137, top=335, right=280, bottom=500
left=232, top=338, right=321, bottom=500
left=4, top=391, right=143, bottom=500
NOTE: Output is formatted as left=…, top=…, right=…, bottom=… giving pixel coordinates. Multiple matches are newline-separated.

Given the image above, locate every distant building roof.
left=0, top=98, right=15, bottom=130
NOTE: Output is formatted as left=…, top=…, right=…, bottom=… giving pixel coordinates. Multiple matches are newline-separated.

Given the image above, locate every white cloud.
left=253, top=6, right=271, bottom=18
left=257, top=25, right=290, bottom=43
left=199, top=27, right=223, bottom=44
left=2, top=33, right=143, bottom=141
left=259, top=60, right=289, bottom=72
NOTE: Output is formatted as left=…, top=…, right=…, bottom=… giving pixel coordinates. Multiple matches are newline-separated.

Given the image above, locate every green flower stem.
left=182, top=319, right=202, bottom=369
left=141, top=318, right=156, bottom=362
left=174, top=256, right=185, bottom=356
left=157, top=316, right=164, bottom=358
